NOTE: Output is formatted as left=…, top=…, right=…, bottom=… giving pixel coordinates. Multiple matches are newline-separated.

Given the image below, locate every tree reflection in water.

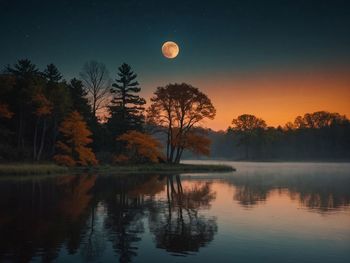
left=97, top=174, right=153, bottom=263
left=228, top=172, right=350, bottom=212
left=99, top=174, right=218, bottom=260
left=149, top=174, right=217, bottom=256
left=0, top=169, right=349, bottom=262
left=0, top=174, right=97, bottom=262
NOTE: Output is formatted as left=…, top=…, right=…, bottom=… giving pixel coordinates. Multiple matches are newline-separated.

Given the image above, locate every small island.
left=0, top=60, right=237, bottom=176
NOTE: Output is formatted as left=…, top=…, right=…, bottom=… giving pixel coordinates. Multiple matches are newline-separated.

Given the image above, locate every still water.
left=0, top=161, right=349, bottom=262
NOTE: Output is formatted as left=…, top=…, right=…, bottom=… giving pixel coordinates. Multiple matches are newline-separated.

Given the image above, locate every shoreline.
left=183, top=159, right=350, bottom=163
left=72, top=163, right=235, bottom=174
left=0, top=163, right=235, bottom=176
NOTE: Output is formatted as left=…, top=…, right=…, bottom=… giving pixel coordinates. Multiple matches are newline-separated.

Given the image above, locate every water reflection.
left=0, top=163, right=349, bottom=262
left=228, top=172, right=350, bottom=212
left=0, top=174, right=96, bottom=262
left=149, top=175, right=217, bottom=256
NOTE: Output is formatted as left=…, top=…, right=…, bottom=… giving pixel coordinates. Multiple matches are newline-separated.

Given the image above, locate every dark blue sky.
left=1, top=0, right=349, bottom=80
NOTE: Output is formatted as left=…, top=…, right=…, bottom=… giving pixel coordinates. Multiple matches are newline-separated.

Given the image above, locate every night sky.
left=1, top=0, right=350, bottom=130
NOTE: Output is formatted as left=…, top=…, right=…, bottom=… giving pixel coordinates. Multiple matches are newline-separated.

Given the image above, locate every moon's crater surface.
left=162, top=41, right=179, bottom=59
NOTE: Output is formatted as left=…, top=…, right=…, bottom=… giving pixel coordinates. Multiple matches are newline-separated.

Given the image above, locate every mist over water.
left=0, top=161, right=349, bottom=262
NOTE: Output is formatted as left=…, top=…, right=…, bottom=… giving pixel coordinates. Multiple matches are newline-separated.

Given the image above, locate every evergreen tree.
left=42, top=65, right=72, bottom=157
left=5, top=59, right=41, bottom=157
left=44, top=63, right=62, bottom=83
left=68, top=78, right=91, bottom=121
left=108, top=63, right=146, bottom=135
left=6, top=59, right=39, bottom=79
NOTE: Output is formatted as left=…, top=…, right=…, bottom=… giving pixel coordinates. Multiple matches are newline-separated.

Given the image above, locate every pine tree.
left=108, top=63, right=146, bottom=134
left=43, top=64, right=72, bottom=157
left=6, top=59, right=40, bottom=154
left=6, top=59, right=39, bottom=79
left=44, top=63, right=62, bottom=83
left=68, top=78, right=91, bottom=121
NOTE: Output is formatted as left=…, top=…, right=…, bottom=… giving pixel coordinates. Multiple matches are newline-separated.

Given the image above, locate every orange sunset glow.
left=143, top=66, right=350, bottom=131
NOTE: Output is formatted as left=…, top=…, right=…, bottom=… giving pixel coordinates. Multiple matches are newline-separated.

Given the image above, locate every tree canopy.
left=1, top=58, right=349, bottom=164
left=147, top=83, right=215, bottom=163
left=116, top=130, right=163, bottom=163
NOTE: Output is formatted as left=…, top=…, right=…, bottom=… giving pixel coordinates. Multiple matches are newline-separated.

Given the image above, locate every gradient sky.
left=1, top=0, right=350, bottom=130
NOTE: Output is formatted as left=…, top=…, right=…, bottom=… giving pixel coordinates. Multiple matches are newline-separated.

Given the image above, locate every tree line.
left=204, top=112, right=350, bottom=161
left=1, top=59, right=349, bottom=164
left=0, top=59, right=215, bottom=165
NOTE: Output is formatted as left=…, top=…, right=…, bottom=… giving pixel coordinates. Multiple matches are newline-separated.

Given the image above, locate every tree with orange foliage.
left=182, top=131, right=211, bottom=159
left=54, top=111, right=98, bottom=166
left=0, top=74, right=15, bottom=120
left=116, top=130, right=163, bottom=163
left=0, top=103, right=13, bottom=119
left=32, top=93, right=53, bottom=160
left=147, top=83, right=215, bottom=163
left=170, top=129, right=211, bottom=162
left=0, top=76, right=15, bottom=160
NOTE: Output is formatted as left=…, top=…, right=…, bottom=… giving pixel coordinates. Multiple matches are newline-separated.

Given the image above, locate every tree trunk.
left=51, top=117, right=58, bottom=156
left=166, top=125, right=171, bottom=161
left=37, top=119, right=47, bottom=161
left=33, top=118, right=39, bottom=160
left=92, top=98, right=96, bottom=118
left=169, top=143, right=176, bottom=163
left=174, top=146, right=181, bottom=163
left=178, top=148, right=184, bottom=163
left=17, top=109, right=24, bottom=154
left=174, top=145, right=185, bottom=164
left=167, top=126, right=175, bottom=163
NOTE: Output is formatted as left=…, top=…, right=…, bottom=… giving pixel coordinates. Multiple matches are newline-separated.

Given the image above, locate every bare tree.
left=80, top=60, right=111, bottom=118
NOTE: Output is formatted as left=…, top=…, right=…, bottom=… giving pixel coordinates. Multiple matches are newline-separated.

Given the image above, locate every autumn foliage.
left=147, top=83, right=215, bottom=163
left=171, top=128, right=211, bottom=158
left=182, top=131, right=211, bottom=156
left=0, top=103, right=14, bottom=119
left=0, top=74, right=15, bottom=119
left=115, top=130, right=163, bottom=163
left=32, top=93, right=53, bottom=117
left=54, top=111, right=97, bottom=166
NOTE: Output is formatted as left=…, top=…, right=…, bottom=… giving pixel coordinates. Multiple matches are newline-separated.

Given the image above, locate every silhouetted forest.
left=1, top=59, right=349, bottom=164
left=0, top=59, right=214, bottom=165
left=198, top=112, right=350, bottom=161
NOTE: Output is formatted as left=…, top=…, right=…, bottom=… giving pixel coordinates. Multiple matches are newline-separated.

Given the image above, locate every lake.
left=0, top=161, right=349, bottom=262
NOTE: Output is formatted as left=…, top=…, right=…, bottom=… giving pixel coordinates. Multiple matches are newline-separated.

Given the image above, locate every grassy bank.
left=0, top=163, right=68, bottom=175
left=0, top=163, right=235, bottom=175
left=72, top=163, right=235, bottom=174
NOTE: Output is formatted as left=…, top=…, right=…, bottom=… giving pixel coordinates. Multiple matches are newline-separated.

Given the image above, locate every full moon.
left=162, top=41, right=179, bottom=59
